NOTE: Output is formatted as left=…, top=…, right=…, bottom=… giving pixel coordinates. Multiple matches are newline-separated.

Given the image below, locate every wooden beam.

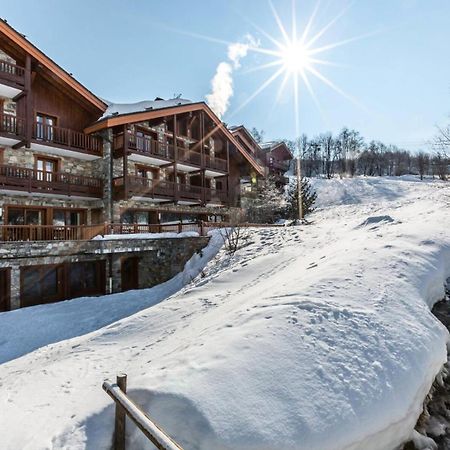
left=123, top=125, right=128, bottom=199
left=24, top=54, right=32, bottom=148
left=173, top=115, right=178, bottom=203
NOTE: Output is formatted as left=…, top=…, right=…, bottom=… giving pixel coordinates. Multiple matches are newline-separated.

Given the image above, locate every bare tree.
left=416, top=152, right=430, bottom=180
left=431, top=151, right=449, bottom=181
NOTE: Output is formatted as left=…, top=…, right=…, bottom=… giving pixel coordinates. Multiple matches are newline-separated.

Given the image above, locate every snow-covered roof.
left=260, top=141, right=280, bottom=150
left=100, top=97, right=193, bottom=120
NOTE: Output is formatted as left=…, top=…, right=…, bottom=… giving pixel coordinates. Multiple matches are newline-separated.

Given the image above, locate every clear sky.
left=2, top=0, right=449, bottom=151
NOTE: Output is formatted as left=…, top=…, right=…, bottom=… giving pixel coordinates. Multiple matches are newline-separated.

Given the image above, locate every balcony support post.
left=123, top=125, right=128, bottom=200
left=24, top=54, right=32, bottom=147
left=200, top=111, right=206, bottom=205
left=173, top=114, right=179, bottom=203
left=226, top=140, right=231, bottom=205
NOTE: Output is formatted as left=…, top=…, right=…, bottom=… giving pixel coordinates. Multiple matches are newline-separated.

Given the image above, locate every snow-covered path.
left=0, top=178, right=449, bottom=450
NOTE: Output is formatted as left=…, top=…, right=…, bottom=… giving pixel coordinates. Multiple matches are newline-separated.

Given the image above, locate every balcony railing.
left=0, top=113, right=25, bottom=137
left=33, top=122, right=102, bottom=155
left=0, top=113, right=102, bottom=155
left=114, top=131, right=228, bottom=172
left=269, top=159, right=291, bottom=172
left=113, top=175, right=228, bottom=204
left=0, top=224, right=105, bottom=242
left=0, top=221, right=285, bottom=242
left=0, top=60, right=25, bottom=88
left=204, top=154, right=227, bottom=172
left=0, top=165, right=103, bottom=198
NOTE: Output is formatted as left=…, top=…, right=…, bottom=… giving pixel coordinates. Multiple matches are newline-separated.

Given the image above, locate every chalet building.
left=0, top=19, right=263, bottom=311
left=230, top=125, right=293, bottom=190
left=260, top=141, right=294, bottom=186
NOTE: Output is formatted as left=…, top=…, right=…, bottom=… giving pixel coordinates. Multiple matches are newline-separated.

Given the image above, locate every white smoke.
left=206, top=34, right=258, bottom=118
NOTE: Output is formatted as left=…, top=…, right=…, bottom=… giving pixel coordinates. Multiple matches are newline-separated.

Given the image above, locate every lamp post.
left=296, top=146, right=303, bottom=222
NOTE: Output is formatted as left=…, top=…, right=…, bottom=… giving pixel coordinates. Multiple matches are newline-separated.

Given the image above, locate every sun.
left=279, top=41, right=312, bottom=74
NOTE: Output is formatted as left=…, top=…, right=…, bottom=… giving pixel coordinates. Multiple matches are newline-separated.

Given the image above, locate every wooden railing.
left=33, top=122, right=102, bottom=155
left=0, top=164, right=103, bottom=198
left=0, top=60, right=25, bottom=87
left=0, top=113, right=25, bottom=136
left=0, top=221, right=285, bottom=242
left=103, top=374, right=184, bottom=450
left=269, top=159, right=291, bottom=171
left=113, top=132, right=228, bottom=171
left=204, top=154, right=227, bottom=172
left=0, top=224, right=105, bottom=242
left=115, top=176, right=227, bottom=203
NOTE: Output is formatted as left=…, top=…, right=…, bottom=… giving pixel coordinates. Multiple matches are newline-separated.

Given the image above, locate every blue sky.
left=2, top=0, right=450, bottom=151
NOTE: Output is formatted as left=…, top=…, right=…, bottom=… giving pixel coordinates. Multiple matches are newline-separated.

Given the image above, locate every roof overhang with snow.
left=85, top=101, right=266, bottom=177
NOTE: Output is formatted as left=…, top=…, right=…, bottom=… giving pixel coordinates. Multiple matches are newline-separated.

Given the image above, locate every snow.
left=92, top=231, right=200, bottom=240
left=0, top=177, right=450, bottom=450
left=100, top=98, right=193, bottom=120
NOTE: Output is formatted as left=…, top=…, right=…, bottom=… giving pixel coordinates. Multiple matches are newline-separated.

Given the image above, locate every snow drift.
left=0, top=177, right=449, bottom=450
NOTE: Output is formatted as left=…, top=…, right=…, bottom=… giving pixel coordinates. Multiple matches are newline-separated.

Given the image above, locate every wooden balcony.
left=269, top=159, right=291, bottom=172
left=32, top=122, right=102, bottom=157
left=0, top=113, right=102, bottom=157
left=0, top=60, right=25, bottom=98
left=0, top=113, right=25, bottom=141
left=114, top=131, right=228, bottom=173
left=0, top=222, right=206, bottom=242
left=0, top=165, right=103, bottom=198
left=113, top=175, right=228, bottom=204
left=113, top=175, right=175, bottom=200
left=0, top=224, right=104, bottom=242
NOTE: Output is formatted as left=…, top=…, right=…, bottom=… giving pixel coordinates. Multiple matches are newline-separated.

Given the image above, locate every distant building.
left=230, top=126, right=294, bottom=190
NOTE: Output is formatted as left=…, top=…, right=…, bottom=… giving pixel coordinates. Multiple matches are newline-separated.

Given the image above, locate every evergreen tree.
left=243, top=175, right=285, bottom=223
left=285, top=177, right=317, bottom=219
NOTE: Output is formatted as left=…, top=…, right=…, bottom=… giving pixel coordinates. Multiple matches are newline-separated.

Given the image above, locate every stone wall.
left=0, top=236, right=210, bottom=309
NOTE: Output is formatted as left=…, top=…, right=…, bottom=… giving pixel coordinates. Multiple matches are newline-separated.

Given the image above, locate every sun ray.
left=242, top=60, right=284, bottom=75
left=306, top=65, right=368, bottom=111
left=308, top=29, right=382, bottom=55
left=228, top=66, right=285, bottom=118
left=269, top=0, right=291, bottom=46
left=300, top=0, right=321, bottom=45
left=291, top=0, right=297, bottom=42
left=305, top=2, right=352, bottom=49
left=299, top=69, right=329, bottom=126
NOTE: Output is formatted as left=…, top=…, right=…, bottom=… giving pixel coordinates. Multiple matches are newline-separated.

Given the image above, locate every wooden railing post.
left=114, top=373, right=127, bottom=450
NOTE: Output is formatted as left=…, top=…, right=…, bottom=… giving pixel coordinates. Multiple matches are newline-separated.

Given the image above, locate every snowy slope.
left=0, top=177, right=449, bottom=450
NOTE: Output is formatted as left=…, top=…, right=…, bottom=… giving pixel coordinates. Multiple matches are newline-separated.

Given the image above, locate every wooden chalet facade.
left=230, top=125, right=293, bottom=190
left=0, top=19, right=263, bottom=310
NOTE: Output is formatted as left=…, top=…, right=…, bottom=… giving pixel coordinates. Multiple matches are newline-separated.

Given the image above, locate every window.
left=36, top=156, right=58, bottom=182
left=36, top=113, right=56, bottom=141
left=7, top=207, right=45, bottom=225
left=216, top=181, right=224, bottom=191
left=53, top=209, right=85, bottom=226
left=136, top=166, right=158, bottom=180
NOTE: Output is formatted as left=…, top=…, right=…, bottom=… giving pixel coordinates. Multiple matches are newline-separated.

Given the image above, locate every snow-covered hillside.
left=0, top=177, right=449, bottom=450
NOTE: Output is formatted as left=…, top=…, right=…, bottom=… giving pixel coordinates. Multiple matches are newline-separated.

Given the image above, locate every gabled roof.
left=230, top=125, right=263, bottom=151
left=261, top=141, right=294, bottom=159
left=85, top=101, right=266, bottom=177
left=0, top=19, right=107, bottom=112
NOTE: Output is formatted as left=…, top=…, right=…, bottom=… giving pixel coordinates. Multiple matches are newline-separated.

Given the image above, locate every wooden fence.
left=103, top=374, right=184, bottom=450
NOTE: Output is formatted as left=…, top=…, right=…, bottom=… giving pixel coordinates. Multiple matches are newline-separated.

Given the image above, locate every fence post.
left=114, top=373, right=127, bottom=450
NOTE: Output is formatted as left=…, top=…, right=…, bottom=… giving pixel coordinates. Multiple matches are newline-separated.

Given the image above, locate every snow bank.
left=0, top=178, right=449, bottom=450
left=0, top=231, right=222, bottom=364
left=92, top=231, right=200, bottom=240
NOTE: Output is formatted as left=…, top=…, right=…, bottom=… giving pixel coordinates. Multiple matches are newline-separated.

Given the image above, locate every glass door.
left=36, top=157, right=58, bottom=182
left=36, top=114, right=56, bottom=141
